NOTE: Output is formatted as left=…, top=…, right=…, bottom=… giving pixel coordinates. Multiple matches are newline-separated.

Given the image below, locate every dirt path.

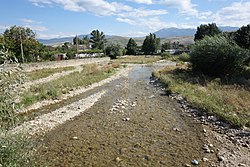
left=15, top=63, right=249, bottom=166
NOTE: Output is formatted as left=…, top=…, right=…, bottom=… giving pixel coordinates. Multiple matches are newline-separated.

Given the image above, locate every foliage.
left=153, top=66, right=250, bottom=127
left=161, top=41, right=171, bottom=51
left=126, top=38, right=137, bottom=55
left=105, top=44, right=124, bottom=59
left=0, top=47, right=25, bottom=131
left=194, top=23, right=221, bottom=41
left=0, top=135, right=35, bottom=167
left=2, top=26, right=41, bottom=63
left=90, top=30, right=106, bottom=50
left=235, top=24, right=250, bottom=50
left=142, top=33, right=160, bottom=54
left=190, top=35, right=249, bottom=77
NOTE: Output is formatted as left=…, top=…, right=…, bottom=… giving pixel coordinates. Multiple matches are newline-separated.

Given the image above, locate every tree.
left=105, top=44, right=123, bottom=59
left=90, top=30, right=106, bottom=50
left=194, top=23, right=221, bottom=41
left=190, top=35, right=249, bottom=77
left=161, top=41, right=171, bottom=52
left=142, top=33, right=160, bottom=55
left=3, top=26, right=41, bottom=62
left=235, top=24, right=250, bottom=49
left=126, top=38, right=137, bottom=55
left=82, top=35, right=90, bottom=45
left=73, top=36, right=81, bottom=45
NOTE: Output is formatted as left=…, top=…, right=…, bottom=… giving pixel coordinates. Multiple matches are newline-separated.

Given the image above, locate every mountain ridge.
left=38, top=26, right=239, bottom=45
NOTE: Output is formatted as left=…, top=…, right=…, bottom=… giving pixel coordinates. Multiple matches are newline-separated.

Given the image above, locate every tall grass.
left=153, top=66, right=250, bottom=128
left=26, top=66, right=75, bottom=81
left=21, top=63, right=120, bottom=107
left=0, top=135, right=35, bottom=167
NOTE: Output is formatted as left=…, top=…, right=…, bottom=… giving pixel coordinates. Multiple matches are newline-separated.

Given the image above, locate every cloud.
left=29, top=0, right=132, bottom=16
left=212, top=2, right=250, bottom=27
left=37, top=32, right=75, bottom=39
left=129, top=0, right=153, bottom=4
left=25, top=25, right=48, bottom=32
left=160, top=0, right=198, bottom=16
left=20, top=18, right=42, bottom=24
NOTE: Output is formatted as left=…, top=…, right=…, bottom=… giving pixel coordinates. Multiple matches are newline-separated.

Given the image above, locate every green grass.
left=162, top=53, right=190, bottom=63
left=153, top=65, right=250, bottom=128
left=21, top=63, right=120, bottom=107
left=0, top=135, right=35, bottom=167
left=26, top=66, right=75, bottom=81
left=113, top=56, right=161, bottom=64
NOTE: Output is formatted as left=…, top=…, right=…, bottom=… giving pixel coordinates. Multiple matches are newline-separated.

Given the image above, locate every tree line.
left=1, top=23, right=250, bottom=63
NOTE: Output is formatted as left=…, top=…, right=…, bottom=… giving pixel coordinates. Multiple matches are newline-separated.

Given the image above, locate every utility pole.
left=76, top=35, right=79, bottom=56
left=19, top=30, right=24, bottom=63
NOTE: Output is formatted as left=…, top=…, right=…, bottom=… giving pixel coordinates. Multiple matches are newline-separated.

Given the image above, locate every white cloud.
left=29, top=0, right=133, bottom=16
left=129, top=0, right=153, bottom=4
left=118, top=8, right=167, bottom=18
left=212, top=2, right=250, bottom=27
left=37, top=32, right=75, bottom=39
left=25, top=25, right=48, bottom=32
left=160, top=0, right=198, bottom=16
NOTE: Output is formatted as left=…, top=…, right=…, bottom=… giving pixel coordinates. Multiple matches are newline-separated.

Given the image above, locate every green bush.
left=190, top=35, right=249, bottom=77
left=178, top=53, right=190, bottom=62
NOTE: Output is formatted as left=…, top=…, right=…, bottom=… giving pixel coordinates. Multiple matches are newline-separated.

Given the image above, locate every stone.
left=72, top=136, right=78, bottom=140
left=185, top=164, right=191, bottom=167
left=218, top=156, right=224, bottom=161
left=191, top=159, right=199, bottom=165
left=115, top=157, right=122, bottom=162
left=203, top=129, right=207, bottom=133
left=238, top=163, right=246, bottom=167
left=202, top=157, right=209, bottom=162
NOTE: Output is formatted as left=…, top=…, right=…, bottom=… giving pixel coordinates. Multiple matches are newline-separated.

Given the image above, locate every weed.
left=153, top=66, right=250, bottom=127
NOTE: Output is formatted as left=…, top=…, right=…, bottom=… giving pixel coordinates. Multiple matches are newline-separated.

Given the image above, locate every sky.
left=0, top=0, right=250, bottom=39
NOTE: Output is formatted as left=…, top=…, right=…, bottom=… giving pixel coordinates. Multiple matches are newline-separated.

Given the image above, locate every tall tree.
left=82, top=35, right=90, bottom=45
left=3, top=26, right=41, bottom=62
left=90, top=30, right=106, bottom=50
left=194, top=23, right=221, bottom=41
left=73, top=36, right=81, bottom=45
left=161, top=41, right=171, bottom=51
left=235, top=24, right=250, bottom=49
left=142, top=33, right=160, bottom=55
left=126, top=38, right=137, bottom=55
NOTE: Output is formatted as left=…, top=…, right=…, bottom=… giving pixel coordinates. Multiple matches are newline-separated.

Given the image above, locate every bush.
left=190, top=35, right=249, bottom=77
left=178, top=53, right=190, bottom=62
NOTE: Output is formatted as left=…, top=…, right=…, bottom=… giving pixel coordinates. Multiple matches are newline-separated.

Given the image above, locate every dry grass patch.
left=20, top=63, right=120, bottom=107
left=153, top=65, right=250, bottom=128
left=26, top=66, right=75, bottom=81
left=113, top=56, right=161, bottom=64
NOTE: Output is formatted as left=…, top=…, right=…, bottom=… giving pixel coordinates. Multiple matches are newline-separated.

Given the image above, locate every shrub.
left=190, top=35, right=249, bottom=77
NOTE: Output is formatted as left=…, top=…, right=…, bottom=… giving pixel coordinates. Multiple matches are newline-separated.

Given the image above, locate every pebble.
left=238, top=163, right=246, bottom=167
left=191, top=159, right=199, bottom=165
left=218, top=156, right=225, bottom=161
left=203, top=129, right=207, bottom=133
left=122, top=118, right=130, bottom=121
left=202, top=157, right=209, bottom=162
left=115, top=157, right=122, bottom=162
left=72, top=136, right=78, bottom=140
left=185, top=164, right=191, bottom=167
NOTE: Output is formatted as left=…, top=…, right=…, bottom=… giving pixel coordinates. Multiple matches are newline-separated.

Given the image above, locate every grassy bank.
left=113, top=56, right=161, bottom=64
left=26, top=66, right=75, bottom=81
left=153, top=65, right=250, bottom=128
left=21, top=63, right=120, bottom=107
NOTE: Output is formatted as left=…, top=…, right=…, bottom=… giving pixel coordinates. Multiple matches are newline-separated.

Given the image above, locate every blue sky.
left=0, top=0, right=249, bottom=39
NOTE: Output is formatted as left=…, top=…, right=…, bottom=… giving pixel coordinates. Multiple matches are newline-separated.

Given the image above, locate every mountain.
left=154, top=26, right=239, bottom=38
left=38, top=26, right=239, bottom=45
